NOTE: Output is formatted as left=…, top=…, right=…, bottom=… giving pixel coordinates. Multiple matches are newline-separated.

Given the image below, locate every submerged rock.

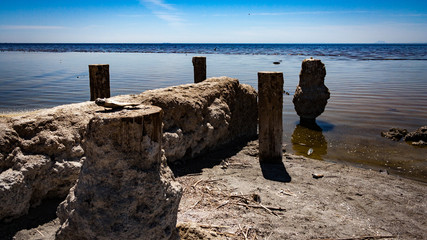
left=404, top=126, right=427, bottom=142
left=381, top=126, right=427, bottom=145
left=381, top=128, right=408, bottom=141
left=293, top=58, right=330, bottom=123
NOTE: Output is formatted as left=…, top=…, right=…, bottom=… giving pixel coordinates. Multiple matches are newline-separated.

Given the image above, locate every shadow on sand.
left=170, top=139, right=252, bottom=177
left=0, top=198, right=63, bottom=240
left=260, top=161, right=292, bottom=183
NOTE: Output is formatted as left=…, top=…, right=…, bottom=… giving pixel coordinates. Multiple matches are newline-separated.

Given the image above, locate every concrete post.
left=258, top=71, right=283, bottom=163
left=56, top=106, right=182, bottom=240
left=192, top=56, right=206, bottom=83
left=89, top=64, right=110, bottom=101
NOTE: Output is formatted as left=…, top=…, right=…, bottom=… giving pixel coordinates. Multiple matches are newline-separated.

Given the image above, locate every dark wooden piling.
left=258, top=71, right=284, bottom=163
left=192, top=56, right=206, bottom=83
left=89, top=64, right=110, bottom=101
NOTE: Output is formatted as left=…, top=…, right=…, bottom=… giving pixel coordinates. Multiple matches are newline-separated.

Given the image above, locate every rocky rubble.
left=0, top=77, right=257, bottom=221
left=403, top=126, right=427, bottom=143
left=381, top=126, right=427, bottom=146
left=381, top=128, right=409, bottom=141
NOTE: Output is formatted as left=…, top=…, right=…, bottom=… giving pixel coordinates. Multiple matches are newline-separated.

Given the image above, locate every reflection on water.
left=291, top=122, right=329, bottom=160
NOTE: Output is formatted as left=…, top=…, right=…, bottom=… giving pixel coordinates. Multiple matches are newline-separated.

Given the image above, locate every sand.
left=1, top=140, right=426, bottom=240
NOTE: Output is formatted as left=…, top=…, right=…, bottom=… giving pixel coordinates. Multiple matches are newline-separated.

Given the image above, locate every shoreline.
left=1, top=107, right=426, bottom=184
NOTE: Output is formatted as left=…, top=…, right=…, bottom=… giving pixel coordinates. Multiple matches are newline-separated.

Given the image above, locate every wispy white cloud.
left=0, top=25, right=65, bottom=30
left=140, top=0, right=175, bottom=11
left=139, top=0, right=184, bottom=26
left=154, top=11, right=184, bottom=24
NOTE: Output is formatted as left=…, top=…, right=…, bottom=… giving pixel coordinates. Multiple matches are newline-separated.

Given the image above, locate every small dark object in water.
left=284, top=91, right=290, bottom=95
left=273, top=61, right=280, bottom=65
left=381, top=128, right=408, bottom=141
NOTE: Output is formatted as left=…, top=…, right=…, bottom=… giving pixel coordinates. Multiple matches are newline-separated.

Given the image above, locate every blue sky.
left=0, top=0, right=426, bottom=43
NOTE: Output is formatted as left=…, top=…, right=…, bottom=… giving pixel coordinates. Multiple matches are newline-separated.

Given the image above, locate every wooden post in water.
left=192, top=56, right=206, bottom=83
left=258, top=71, right=283, bottom=163
left=89, top=64, right=110, bottom=101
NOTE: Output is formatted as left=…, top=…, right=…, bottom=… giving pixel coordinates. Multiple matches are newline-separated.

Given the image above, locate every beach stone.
left=56, top=106, right=182, bottom=240
left=293, top=58, right=330, bottom=123
left=403, top=126, right=427, bottom=142
left=381, top=128, right=408, bottom=141
left=0, top=76, right=257, bottom=221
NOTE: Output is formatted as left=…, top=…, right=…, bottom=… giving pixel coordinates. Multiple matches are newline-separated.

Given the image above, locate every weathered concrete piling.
left=56, top=106, right=182, bottom=240
left=89, top=64, right=110, bottom=101
left=192, top=56, right=206, bottom=83
left=258, top=72, right=284, bottom=163
left=293, top=59, right=330, bottom=125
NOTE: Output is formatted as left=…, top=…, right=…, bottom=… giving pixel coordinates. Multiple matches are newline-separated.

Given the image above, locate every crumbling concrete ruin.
left=293, top=58, right=330, bottom=125
left=56, top=106, right=182, bottom=240
left=0, top=77, right=257, bottom=223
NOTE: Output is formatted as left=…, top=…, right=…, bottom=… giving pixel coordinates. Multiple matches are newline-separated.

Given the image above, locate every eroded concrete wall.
left=0, top=77, right=257, bottom=221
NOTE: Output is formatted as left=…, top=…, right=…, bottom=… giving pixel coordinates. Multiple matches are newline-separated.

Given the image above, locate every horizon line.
left=1, top=42, right=427, bottom=44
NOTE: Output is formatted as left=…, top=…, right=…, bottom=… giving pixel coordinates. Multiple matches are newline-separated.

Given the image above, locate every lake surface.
left=0, top=44, right=426, bottom=182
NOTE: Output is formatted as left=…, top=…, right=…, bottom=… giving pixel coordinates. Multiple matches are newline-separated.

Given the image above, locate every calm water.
left=0, top=44, right=426, bottom=182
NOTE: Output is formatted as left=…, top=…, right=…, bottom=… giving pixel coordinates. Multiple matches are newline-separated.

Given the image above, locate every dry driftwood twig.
left=192, top=179, right=203, bottom=188
left=217, top=200, right=230, bottom=209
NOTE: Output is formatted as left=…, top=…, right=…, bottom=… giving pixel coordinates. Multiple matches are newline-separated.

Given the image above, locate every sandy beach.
left=2, top=140, right=425, bottom=240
